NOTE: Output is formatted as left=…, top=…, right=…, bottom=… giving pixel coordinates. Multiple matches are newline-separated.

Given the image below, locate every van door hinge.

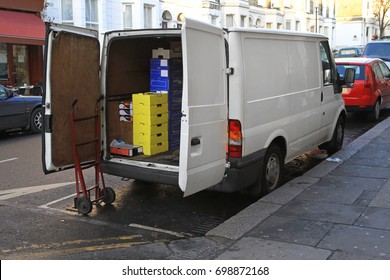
left=225, top=68, right=234, bottom=75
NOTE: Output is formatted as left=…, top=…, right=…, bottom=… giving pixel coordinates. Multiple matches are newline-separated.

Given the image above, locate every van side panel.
left=231, top=33, right=322, bottom=162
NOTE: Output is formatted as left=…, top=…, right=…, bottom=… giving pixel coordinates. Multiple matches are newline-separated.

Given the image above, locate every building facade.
left=43, top=0, right=337, bottom=46
left=0, top=0, right=45, bottom=87
left=334, top=0, right=378, bottom=48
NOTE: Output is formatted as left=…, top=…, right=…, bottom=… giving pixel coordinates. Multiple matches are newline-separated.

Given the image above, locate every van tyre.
left=319, top=116, right=344, bottom=155
left=262, top=144, right=284, bottom=195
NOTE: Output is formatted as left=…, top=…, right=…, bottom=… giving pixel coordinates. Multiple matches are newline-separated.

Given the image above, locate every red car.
left=336, top=57, right=390, bottom=121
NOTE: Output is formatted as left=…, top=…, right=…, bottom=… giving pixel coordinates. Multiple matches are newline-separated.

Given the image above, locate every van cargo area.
left=104, top=34, right=183, bottom=167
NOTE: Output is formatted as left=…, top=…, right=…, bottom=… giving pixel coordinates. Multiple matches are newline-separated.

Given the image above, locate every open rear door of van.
left=180, top=19, right=228, bottom=196
left=43, top=23, right=101, bottom=173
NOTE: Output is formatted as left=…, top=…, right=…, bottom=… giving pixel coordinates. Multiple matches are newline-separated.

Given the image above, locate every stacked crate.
left=150, top=57, right=183, bottom=150
left=132, top=93, right=168, bottom=155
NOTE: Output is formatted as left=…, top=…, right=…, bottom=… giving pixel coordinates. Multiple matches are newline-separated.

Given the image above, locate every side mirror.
left=344, top=68, right=355, bottom=88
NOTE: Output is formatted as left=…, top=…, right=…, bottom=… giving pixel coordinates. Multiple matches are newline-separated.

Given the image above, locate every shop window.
left=0, top=43, right=9, bottom=82
left=13, top=45, right=29, bottom=86
left=86, top=0, right=99, bottom=30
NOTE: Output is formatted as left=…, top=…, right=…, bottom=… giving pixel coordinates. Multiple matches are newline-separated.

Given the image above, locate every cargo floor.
left=112, top=149, right=180, bottom=166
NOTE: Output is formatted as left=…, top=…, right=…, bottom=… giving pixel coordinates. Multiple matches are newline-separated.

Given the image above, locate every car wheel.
left=319, top=116, right=344, bottom=155
left=261, top=144, right=284, bottom=195
left=368, top=100, right=380, bottom=122
left=30, top=108, right=42, bottom=133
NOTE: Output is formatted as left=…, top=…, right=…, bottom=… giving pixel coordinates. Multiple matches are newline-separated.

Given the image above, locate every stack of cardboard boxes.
left=132, top=93, right=168, bottom=155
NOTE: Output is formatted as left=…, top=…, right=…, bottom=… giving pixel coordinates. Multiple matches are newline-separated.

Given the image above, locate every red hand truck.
left=70, top=96, right=115, bottom=215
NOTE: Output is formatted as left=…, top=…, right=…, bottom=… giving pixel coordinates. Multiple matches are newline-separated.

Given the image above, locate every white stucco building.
left=43, top=0, right=338, bottom=46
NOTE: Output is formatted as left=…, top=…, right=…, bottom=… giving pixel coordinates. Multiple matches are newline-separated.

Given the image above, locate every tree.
left=373, top=0, right=390, bottom=38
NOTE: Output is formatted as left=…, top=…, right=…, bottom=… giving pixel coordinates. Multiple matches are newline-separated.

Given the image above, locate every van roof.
left=227, top=27, right=328, bottom=39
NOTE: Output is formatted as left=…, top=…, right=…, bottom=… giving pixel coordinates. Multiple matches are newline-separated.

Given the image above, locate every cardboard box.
left=132, top=93, right=168, bottom=106
left=133, top=112, right=168, bottom=126
left=133, top=102, right=168, bottom=116
left=138, top=141, right=168, bottom=155
left=110, top=144, right=142, bottom=157
left=133, top=132, right=168, bottom=146
left=152, top=48, right=171, bottom=59
left=134, top=122, right=168, bottom=135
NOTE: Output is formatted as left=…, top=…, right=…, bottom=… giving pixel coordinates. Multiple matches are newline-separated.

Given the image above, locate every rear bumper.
left=345, top=105, right=375, bottom=112
left=210, top=149, right=266, bottom=193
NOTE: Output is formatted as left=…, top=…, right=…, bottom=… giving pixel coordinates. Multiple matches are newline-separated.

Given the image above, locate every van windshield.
left=363, top=43, right=390, bottom=61
left=337, top=65, right=365, bottom=80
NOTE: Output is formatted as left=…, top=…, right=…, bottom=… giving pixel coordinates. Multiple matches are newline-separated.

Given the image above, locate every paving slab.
left=369, top=178, right=390, bottom=209
left=167, top=237, right=230, bottom=260
left=247, top=216, right=332, bottom=247
left=216, top=237, right=332, bottom=260
left=274, top=200, right=365, bottom=224
left=355, top=207, right=390, bottom=231
left=329, top=164, right=390, bottom=179
left=317, top=224, right=390, bottom=259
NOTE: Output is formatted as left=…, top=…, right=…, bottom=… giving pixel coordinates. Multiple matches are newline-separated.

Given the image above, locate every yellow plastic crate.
left=133, top=132, right=168, bottom=147
left=138, top=141, right=168, bottom=155
left=133, top=113, right=168, bottom=126
left=133, top=122, right=168, bottom=136
left=133, top=103, right=168, bottom=116
left=132, top=92, right=168, bottom=106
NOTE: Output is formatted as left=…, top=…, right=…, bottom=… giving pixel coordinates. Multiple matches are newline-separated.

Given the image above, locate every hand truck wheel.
left=75, top=196, right=93, bottom=215
left=102, top=187, right=116, bottom=205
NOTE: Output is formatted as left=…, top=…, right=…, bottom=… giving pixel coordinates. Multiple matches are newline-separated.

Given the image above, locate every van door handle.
left=321, top=92, right=324, bottom=102
left=191, top=138, right=201, bottom=146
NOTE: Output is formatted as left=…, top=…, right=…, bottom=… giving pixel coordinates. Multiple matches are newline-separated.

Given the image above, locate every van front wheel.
left=261, top=144, right=284, bottom=195
left=319, top=116, right=344, bottom=155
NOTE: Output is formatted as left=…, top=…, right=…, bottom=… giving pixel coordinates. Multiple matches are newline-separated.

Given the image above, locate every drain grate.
left=188, top=216, right=226, bottom=236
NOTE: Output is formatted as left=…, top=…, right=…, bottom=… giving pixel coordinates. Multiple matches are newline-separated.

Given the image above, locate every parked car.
left=338, top=47, right=364, bottom=58
left=336, top=57, right=390, bottom=121
left=0, top=84, right=42, bottom=133
left=363, top=40, right=390, bottom=67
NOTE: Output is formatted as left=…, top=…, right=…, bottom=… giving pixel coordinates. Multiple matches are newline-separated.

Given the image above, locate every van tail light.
left=228, top=119, right=242, bottom=158
left=364, top=66, right=371, bottom=88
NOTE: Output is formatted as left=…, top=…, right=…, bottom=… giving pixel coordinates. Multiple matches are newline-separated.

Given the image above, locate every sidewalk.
left=67, top=117, right=390, bottom=260
left=161, top=116, right=390, bottom=260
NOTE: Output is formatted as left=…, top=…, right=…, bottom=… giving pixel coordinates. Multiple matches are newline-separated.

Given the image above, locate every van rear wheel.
left=261, top=144, right=284, bottom=195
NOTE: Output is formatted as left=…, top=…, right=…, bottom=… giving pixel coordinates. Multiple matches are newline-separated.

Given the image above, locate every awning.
left=0, top=10, right=45, bottom=45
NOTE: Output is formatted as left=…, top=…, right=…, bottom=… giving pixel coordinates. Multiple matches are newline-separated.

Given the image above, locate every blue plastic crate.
left=150, top=58, right=169, bottom=70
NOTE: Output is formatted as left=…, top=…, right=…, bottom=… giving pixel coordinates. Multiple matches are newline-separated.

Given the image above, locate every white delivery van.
left=43, top=19, right=354, bottom=199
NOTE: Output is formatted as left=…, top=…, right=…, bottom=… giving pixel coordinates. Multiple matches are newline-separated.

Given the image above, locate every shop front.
left=0, top=5, right=45, bottom=88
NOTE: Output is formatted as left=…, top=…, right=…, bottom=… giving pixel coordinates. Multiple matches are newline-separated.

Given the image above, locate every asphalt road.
left=0, top=110, right=389, bottom=259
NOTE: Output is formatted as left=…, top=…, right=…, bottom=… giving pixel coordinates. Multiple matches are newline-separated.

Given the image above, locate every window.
left=296, top=21, right=300, bottom=31
left=320, top=41, right=334, bottom=86
left=62, top=0, right=73, bottom=25
left=144, top=5, right=153, bottom=28
left=379, top=62, right=390, bottom=78
left=0, top=43, right=8, bottom=82
left=373, top=63, right=384, bottom=79
left=266, top=22, right=272, bottom=29
left=13, top=45, right=29, bottom=86
left=123, top=4, right=132, bottom=29
left=162, top=10, right=172, bottom=29
left=241, top=16, right=246, bottom=27
left=177, top=13, right=185, bottom=29
left=226, top=14, right=234, bottom=27
left=85, top=0, right=98, bottom=30
left=286, top=21, right=291, bottom=30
